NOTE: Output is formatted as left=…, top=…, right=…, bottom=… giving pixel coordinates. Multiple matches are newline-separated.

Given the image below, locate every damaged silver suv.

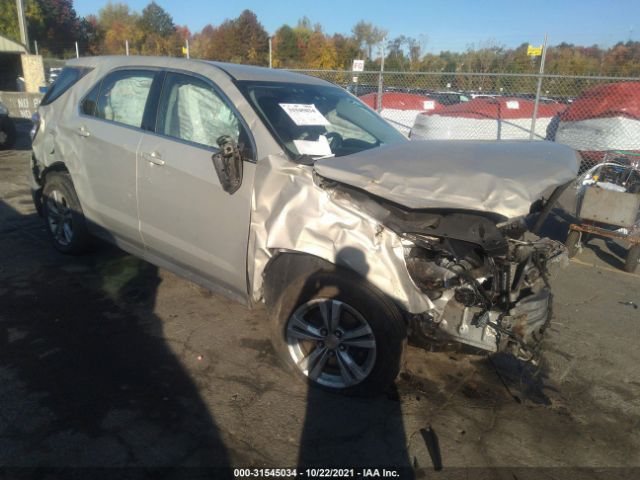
left=31, top=56, right=579, bottom=395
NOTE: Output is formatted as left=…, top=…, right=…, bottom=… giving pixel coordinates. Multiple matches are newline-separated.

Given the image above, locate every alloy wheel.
left=285, top=298, right=377, bottom=388
left=46, top=189, right=74, bottom=246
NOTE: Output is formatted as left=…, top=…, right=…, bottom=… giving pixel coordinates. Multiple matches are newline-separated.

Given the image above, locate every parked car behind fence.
left=296, top=69, right=640, bottom=173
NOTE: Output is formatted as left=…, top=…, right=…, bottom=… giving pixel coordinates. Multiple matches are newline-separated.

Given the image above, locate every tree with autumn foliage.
left=0, top=0, right=82, bottom=56
left=190, top=10, right=268, bottom=65
left=305, top=30, right=338, bottom=69
left=2, top=0, right=640, bottom=77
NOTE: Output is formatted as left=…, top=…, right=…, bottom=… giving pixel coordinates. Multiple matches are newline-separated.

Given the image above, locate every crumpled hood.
left=313, top=140, right=579, bottom=219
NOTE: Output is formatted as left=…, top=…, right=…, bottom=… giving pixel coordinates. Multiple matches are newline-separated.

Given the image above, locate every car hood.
left=313, top=140, right=579, bottom=219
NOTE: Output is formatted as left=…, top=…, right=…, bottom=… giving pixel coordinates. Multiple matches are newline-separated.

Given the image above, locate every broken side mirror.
left=213, top=135, right=243, bottom=194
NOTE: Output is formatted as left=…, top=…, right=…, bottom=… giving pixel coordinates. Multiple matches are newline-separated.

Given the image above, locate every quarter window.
left=96, top=70, right=155, bottom=128
left=41, top=67, right=92, bottom=106
left=156, top=73, right=240, bottom=148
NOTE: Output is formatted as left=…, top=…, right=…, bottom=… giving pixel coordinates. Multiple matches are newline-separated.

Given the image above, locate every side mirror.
left=212, top=135, right=243, bottom=194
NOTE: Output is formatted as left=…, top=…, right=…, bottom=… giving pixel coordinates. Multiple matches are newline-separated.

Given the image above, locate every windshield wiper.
left=294, top=153, right=335, bottom=165
left=294, top=154, right=316, bottom=166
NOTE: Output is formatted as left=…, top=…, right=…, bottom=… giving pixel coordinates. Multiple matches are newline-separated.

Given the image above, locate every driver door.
left=137, top=71, right=255, bottom=299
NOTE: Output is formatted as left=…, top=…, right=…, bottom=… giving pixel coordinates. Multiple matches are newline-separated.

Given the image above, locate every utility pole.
left=15, top=0, right=30, bottom=53
left=125, top=40, right=129, bottom=56
left=269, top=37, right=273, bottom=68
left=186, top=39, right=190, bottom=59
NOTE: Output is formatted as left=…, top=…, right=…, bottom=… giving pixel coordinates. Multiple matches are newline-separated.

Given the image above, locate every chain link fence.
left=291, top=69, right=640, bottom=174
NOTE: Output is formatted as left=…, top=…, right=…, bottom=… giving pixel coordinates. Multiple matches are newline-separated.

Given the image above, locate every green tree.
left=29, top=0, right=84, bottom=56
left=304, top=30, right=337, bottom=69
left=79, top=14, right=101, bottom=55
left=0, top=0, right=44, bottom=48
left=190, top=23, right=217, bottom=59
left=97, top=2, right=140, bottom=54
left=273, top=25, right=301, bottom=67
left=188, top=10, right=267, bottom=65
left=138, top=1, right=174, bottom=37
left=352, top=20, right=386, bottom=59
left=97, top=1, right=133, bottom=30
left=232, top=9, right=268, bottom=65
left=332, top=33, right=360, bottom=69
left=0, top=0, right=20, bottom=42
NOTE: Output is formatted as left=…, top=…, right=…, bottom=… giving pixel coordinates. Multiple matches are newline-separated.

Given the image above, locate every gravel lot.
left=1, top=131, right=639, bottom=479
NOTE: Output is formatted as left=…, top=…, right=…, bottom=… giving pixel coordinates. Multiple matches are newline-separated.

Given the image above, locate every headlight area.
left=401, top=231, right=567, bottom=361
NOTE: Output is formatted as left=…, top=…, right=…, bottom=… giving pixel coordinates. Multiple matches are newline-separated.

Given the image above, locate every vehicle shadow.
left=485, top=352, right=557, bottom=406
left=0, top=199, right=233, bottom=475
left=540, top=178, right=640, bottom=272
left=291, top=248, right=414, bottom=477
left=536, top=207, right=630, bottom=270
left=583, top=237, right=628, bottom=270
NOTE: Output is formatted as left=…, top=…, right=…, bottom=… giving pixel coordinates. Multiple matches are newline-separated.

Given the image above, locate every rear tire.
left=270, top=267, right=406, bottom=396
left=42, top=172, right=90, bottom=254
left=565, top=230, right=581, bottom=258
left=624, top=244, right=640, bottom=273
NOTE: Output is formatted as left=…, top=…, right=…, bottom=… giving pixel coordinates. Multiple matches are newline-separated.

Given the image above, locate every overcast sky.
left=74, top=0, right=639, bottom=53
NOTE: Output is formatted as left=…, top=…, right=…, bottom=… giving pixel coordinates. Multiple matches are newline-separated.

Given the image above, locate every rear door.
left=136, top=71, right=256, bottom=299
left=72, top=68, right=159, bottom=245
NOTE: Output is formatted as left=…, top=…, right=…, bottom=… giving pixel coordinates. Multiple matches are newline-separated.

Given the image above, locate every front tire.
left=271, top=267, right=406, bottom=396
left=42, top=172, right=90, bottom=254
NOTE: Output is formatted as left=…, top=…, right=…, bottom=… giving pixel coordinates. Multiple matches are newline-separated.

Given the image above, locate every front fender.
left=248, top=153, right=433, bottom=314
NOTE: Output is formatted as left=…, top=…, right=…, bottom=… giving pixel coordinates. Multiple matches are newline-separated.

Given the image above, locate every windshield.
left=237, top=81, right=406, bottom=160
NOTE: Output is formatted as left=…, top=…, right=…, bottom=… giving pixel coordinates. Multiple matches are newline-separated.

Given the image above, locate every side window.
left=156, top=72, right=241, bottom=149
left=81, top=82, right=100, bottom=116
left=96, top=70, right=155, bottom=128
left=41, top=67, right=92, bottom=106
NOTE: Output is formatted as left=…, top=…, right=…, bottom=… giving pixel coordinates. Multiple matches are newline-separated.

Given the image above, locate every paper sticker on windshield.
left=293, top=135, right=332, bottom=157
left=279, top=103, right=330, bottom=126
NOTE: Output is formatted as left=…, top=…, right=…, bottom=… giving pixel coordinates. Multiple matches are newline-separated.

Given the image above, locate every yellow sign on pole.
left=527, top=45, right=543, bottom=56
left=182, top=46, right=188, bottom=56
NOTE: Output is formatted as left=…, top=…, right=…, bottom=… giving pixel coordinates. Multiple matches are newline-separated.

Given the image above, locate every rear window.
left=40, top=67, right=92, bottom=106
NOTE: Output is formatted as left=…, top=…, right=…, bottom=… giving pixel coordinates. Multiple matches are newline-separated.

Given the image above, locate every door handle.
left=143, top=151, right=165, bottom=166
left=77, top=126, right=90, bottom=137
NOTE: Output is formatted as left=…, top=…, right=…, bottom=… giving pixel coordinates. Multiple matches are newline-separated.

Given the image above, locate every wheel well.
left=263, top=252, right=333, bottom=311
left=40, top=162, right=69, bottom=185
left=32, top=161, right=70, bottom=216
left=262, top=251, right=378, bottom=313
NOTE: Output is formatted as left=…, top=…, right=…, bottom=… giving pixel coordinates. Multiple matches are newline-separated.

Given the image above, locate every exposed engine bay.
left=328, top=182, right=569, bottom=361
left=403, top=225, right=566, bottom=360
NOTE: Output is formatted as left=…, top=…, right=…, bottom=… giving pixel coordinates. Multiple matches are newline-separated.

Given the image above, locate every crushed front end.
left=401, top=213, right=568, bottom=360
